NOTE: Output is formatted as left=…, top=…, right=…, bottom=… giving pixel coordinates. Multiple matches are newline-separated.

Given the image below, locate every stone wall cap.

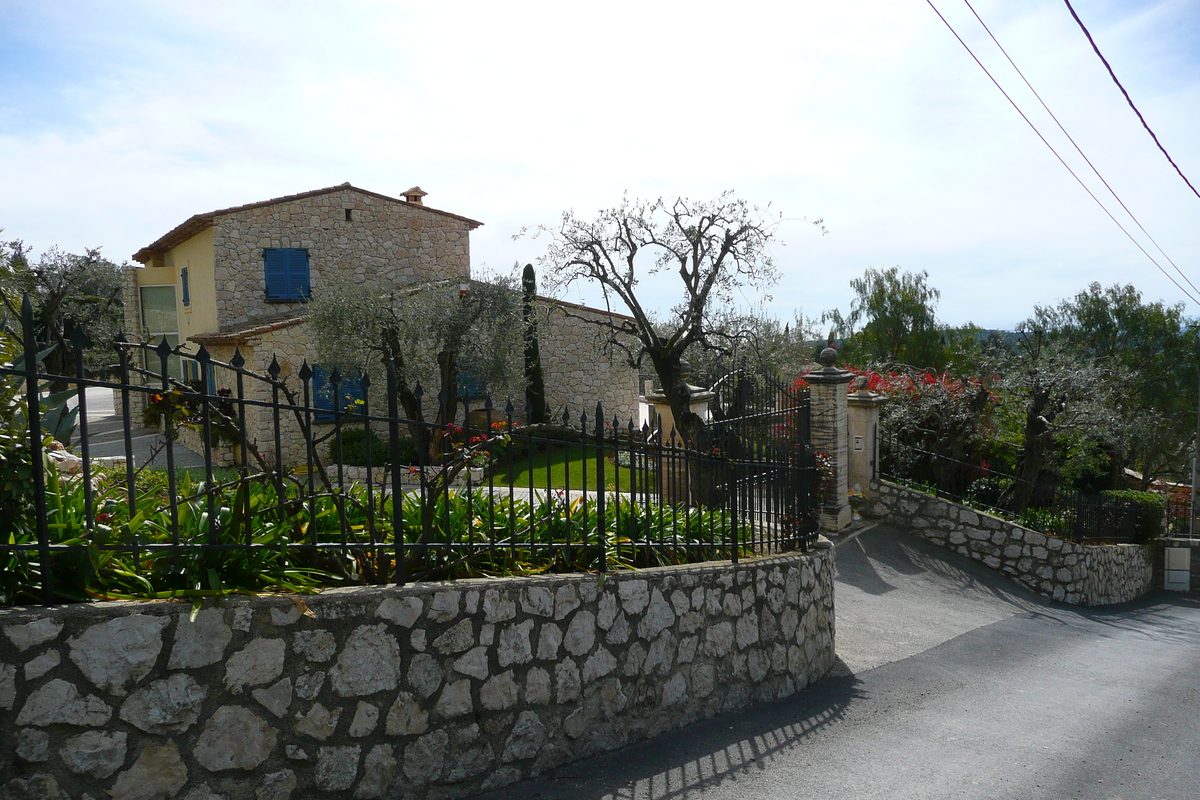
left=539, top=295, right=636, bottom=323
left=803, top=365, right=856, bottom=385
left=643, top=384, right=715, bottom=404
left=847, top=391, right=888, bottom=406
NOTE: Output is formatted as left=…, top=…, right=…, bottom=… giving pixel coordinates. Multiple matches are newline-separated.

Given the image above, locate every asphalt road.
left=480, top=525, right=1200, bottom=800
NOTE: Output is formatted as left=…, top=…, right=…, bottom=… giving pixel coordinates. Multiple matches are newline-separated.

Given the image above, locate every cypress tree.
left=522, top=263, right=548, bottom=423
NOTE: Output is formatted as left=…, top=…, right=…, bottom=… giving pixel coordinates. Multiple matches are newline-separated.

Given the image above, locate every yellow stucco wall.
left=159, top=228, right=217, bottom=352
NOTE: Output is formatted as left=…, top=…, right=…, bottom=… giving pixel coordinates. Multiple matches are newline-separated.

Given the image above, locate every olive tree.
left=0, top=240, right=126, bottom=384
left=1032, top=283, right=1198, bottom=487
left=993, top=327, right=1118, bottom=512
left=531, top=193, right=819, bottom=448
left=307, top=275, right=522, bottom=431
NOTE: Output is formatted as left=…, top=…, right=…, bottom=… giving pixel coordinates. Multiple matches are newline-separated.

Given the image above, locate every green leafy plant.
left=1, top=457, right=764, bottom=606
left=1099, top=489, right=1165, bottom=541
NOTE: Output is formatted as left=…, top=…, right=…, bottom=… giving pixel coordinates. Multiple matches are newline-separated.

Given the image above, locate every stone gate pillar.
left=847, top=375, right=886, bottom=497
left=805, top=346, right=855, bottom=531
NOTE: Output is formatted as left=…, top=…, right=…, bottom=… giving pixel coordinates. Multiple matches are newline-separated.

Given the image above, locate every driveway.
left=478, top=524, right=1200, bottom=800
left=831, top=522, right=1048, bottom=674
left=71, top=386, right=207, bottom=469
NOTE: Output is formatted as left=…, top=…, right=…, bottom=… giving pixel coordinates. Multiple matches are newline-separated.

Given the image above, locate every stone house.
left=125, top=183, right=639, bottom=465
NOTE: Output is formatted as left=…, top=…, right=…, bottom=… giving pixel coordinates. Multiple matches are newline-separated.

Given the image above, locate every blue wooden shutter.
left=312, top=366, right=363, bottom=420
left=312, top=366, right=334, bottom=420
left=343, top=372, right=365, bottom=411
left=180, top=267, right=190, bottom=306
left=288, top=250, right=310, bottom=299
left=264, top=249, right=288, bottom=299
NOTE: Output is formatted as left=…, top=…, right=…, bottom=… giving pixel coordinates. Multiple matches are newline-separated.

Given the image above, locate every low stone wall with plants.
left=0, top=551, right=835, bottom=800
left=868, top=480, right=1153, bottom=606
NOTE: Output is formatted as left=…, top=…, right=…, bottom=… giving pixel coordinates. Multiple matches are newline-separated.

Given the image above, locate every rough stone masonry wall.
left=868, top=479, right=1153, bottom=606
left=213, top=189, right=473, bottom=329
left=538, top=301, right=640, bottom=426
left=0, top=552, right=835, bottom=800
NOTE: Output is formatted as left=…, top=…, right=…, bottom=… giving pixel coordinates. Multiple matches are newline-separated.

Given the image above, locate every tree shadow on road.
left=475, top=664, right=865, bottom=800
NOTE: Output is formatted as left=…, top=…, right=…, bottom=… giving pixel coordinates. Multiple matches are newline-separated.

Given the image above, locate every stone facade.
left=0, top=553, right=836, bottom=800
left=182, top=299, right=645, bottom=468
left=538, top=299, right=640, bottom=426
left=209, top=187, right=473, bottom=330
left=868, top=479, right=1154, bottom=606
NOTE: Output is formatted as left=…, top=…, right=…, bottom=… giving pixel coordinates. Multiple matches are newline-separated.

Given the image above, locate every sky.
left=1, top=0, right=1197, bottom=331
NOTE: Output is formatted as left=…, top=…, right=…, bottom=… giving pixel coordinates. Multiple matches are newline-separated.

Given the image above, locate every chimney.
left=402, top=186, right=427, bottom=206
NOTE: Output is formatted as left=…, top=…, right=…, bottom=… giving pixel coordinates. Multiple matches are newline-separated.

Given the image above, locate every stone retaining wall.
left=868, top=480, right=1153, bottom=606
left=0, top=552, right=835, bottom=800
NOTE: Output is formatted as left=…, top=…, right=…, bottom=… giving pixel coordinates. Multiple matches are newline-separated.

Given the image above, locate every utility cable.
left=1062, top=0, right=1200, bottom=202
left=961, top=0, right=1200, bottom=298
left=924, top=0, right=1200, bottom=306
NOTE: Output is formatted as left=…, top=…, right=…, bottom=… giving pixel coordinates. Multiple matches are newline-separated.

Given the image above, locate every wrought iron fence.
left=1165, top=491, right=1195, bottom=538
left=0, top=296, right=818, bottom=606
left=879, top=436, right=1157, bottom=543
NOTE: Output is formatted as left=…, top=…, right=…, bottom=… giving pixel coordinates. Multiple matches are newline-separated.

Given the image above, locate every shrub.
left=964, top=477, right=1011, bottom=509
left=1099, top=489, right=1166, bottom=541
left=1019, top=507, right=1070, bottom=538
left=329, top=428, right=417, bottom=467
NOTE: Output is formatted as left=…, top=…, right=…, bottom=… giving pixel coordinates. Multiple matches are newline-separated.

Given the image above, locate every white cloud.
left=0, top=0, right=1196, bottom=330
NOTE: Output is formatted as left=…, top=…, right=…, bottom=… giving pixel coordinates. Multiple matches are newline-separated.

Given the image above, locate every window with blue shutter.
left=457, top=369, right=485, bottom=400
left=312, top=366, right=366, bottom=421
left=263, top=248, right=310, bottom=300
left=180, top=267, right=190, bottom=306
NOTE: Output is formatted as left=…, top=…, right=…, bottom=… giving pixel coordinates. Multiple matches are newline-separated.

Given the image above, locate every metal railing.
left=0, top=297, right=818, bottom=605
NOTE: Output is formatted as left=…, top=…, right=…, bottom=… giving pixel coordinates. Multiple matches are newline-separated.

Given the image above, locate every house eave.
left=133, top=183, right=484, bottom=264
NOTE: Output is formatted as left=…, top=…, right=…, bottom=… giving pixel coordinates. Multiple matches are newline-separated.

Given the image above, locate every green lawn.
left=489, top=445, right=641, bottom=491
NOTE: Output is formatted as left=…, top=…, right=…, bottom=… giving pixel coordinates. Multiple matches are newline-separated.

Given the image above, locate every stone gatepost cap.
left=804, top=345, right=855, bottom=385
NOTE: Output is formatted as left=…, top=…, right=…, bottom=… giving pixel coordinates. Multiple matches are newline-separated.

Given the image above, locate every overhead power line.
left=923, top=0, right=1200, bottom=306
left=1062, top=0, right=1200, bottom=202
left=960, top=0, right=1200, bottom=299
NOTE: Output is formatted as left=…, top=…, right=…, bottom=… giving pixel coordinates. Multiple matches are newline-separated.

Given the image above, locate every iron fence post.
left=71, top=326, right=95, bottom=532
left=155, top=337, right=181, bottom=567
left=595, top=403, right=606, bottom=572
left=19, top=295, right=53, bottom=604
left=386, top=363, right=405, bottom=585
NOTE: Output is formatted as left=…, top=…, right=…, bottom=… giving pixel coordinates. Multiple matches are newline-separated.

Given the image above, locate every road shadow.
left=844, top=523, right=1200, bottom=652
left=1029, top=589, right=1200, bottom=645
left=475, top=667, right=865, bottom=800
left=846, top=524, right=1053, bottom=614
left=833, top=534, right=898, bottom=596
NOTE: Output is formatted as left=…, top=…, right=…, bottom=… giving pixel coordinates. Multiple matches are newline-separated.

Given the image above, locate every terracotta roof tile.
left=189, top=316, right=306, bottom=345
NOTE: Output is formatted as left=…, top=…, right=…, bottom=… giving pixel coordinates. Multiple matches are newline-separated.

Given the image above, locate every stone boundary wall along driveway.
left=0, top=551, right=835, bottom=800
left=868, top=479, right=1153, bottom=606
